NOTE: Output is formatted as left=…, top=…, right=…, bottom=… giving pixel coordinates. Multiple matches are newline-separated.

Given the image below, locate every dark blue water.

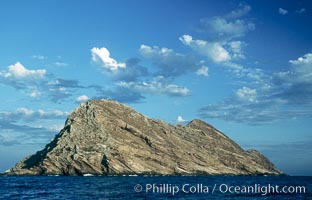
left=0, top=176, right=311, bottom=199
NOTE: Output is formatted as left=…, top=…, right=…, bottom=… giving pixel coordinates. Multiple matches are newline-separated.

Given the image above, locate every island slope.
left=7, top=100, right=282, bottom=176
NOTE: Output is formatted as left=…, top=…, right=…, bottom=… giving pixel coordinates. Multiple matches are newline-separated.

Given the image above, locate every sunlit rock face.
left=7, top=100, right=282, bottom=176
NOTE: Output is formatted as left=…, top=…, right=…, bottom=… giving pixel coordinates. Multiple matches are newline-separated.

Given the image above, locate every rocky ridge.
left=7, top=100, right=282, bottom=176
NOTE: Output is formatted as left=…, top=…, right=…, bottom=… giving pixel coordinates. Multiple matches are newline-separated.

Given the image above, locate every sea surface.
left=0, top=176, right=311, bottom=199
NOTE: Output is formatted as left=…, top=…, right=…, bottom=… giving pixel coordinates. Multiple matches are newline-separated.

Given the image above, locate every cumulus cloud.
left=228, top=41, right=245, bottom=59
left=46, top=78, right=84, bottom=102
left=0, top=119, right=56, bottom=146
left=112, top=58, right=149, bottom=81
left=180, top=4, right=254, bottom=64
left=296, top=8, right=306, bottom=14
left=91, top=47, right=126, bottom=71
left=48, top=87, right=72, bottom=103
left=0, top=62, right=46, bottom=80
left=0, top=62, right=84, bottom=103
left=278, top=8, right=288, bottom=15
left=89, top=45, right=196, bottom=100
left=92, top=86, right=145, bottom=103
left=199, top=88, right=286, bottom=125
left=180, top=4, right=253, bottom=68
left=200, top=17, right=255, bottom=39
left=225, top=4, right=251, bottom=19
left=89, top=6, right=255, bottom=101
left=289, top=53, right=312, bottom=83
left=0, top=81, right=70, bottom=146
left=0, top=62, right=48, bottom=93
left=0, top=106, right=68, bottom=146
left=117, top=77, right=190, bottom=97
left=32, top=55, right=47, bottom=60
left=236, top=87, right=257, bottom=102
left=47, top=79, right=82, bottom=88
left=53, top=62, right=68, bottom=67
left=272, top=53, right=312, bottom=105
left=200, top=100, right=312, bottom=125
left=228, top=41, right=242, bottom=52
left=196, top=66, right=209, bottom=77
left=176, top=116, right=187, bottom=123
left=199, top=4, right=254, bottom=40
left=27, top=90, right=41, bottom=98
left=76, top=95, right=89, bottom=103
left=139, top=44, right=198, bottom=77
left=179, top=35, right=231, bottom=63
left=199, top=52, right=312, bottom=125
left=92, top=77, right=190, bottom=102
left=1, top=108, right=69, bottom=122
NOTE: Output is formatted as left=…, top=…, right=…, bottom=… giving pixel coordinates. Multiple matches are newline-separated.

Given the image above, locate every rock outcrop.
left=7, top=100, right=282, bottom=176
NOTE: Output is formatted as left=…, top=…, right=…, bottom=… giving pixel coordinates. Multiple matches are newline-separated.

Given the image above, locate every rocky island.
left=6, top=100, right=282, bottom=176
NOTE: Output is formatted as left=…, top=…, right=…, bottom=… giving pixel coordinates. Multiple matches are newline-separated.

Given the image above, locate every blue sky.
left=0, top=0, right=311, bottom=175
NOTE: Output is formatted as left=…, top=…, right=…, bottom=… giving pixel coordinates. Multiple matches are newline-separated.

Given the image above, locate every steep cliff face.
left=7, top=100, right=281, bottom=176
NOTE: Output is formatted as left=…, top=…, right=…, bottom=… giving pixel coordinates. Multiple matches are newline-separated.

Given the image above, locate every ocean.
left=0, top=176, right=311, bottom=199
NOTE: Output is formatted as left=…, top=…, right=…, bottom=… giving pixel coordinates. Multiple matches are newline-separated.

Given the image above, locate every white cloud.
left=225, top=5, right=251, bottom=19
left=228, top=41, right=242, bottom=52
left=112, top=58, right=149, bottom=82
left=296, top=8, right=306, bottom=14
left=199, top=4, right=255, bottom=40
left=179, top=35, right=231, bottom=63
left=139, top=44, right=154, bottom=56
left=140, top=44, right=177, bottom=57
left=0, top=62, right=82, bottom=102
left=199, top=99, right=312, bottom=125
left=139, top=44, right=177, bottom=58
left=1, top=108, right=69, bottom=122
left=53, top=62, right=68, bottom=67
left=27, top=90, right=41, bottom=98
left=118, top=77, right=190, bottom=97
left=289, top=53, right=312, bottom=66
left=196, top=66, right=209, bottom=77
left=228, top=41, right=245, bottom=59
left=48, top=124, right=64, bottom=132
left=44, top=78, right=82, bottom=102
left=182, top=4, right=253, bottom=77
left=32, top=55, right=47, bottom=60
left=139, top=44, right=198, bottom=77
left=76, top=95, right=89, bottom=103
left=236, top=87, right=257, bottom=102
left=286, top=53, right=312, bottom=83
left=204, top=18, right=255, bottom=38
left=179, top=35, right=192, bottom=44
left=176, top=116, right=186, bottom=123
left=16, top=108, right=34, bottom=115
left=91, top=47, right=126, bottom=71
left=200, top=52, right=312, bottom=125
left=1, top=62, right=46, bottom=79
left=279, top=8, right=288, bottom=15
left=50, top=87, right=66, bottom=93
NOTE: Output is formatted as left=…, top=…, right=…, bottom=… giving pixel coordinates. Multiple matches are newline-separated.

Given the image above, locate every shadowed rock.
left=6, top=100, right=282, bottom=176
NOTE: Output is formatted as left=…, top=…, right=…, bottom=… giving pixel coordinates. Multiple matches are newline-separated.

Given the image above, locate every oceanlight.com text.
left=134, top=183, right=306, bottom=196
